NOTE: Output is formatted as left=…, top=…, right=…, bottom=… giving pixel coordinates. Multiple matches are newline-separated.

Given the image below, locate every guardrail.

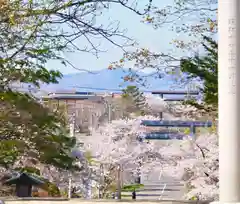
left=138, top=132, right=184, bottom=140
left=140, top=120, right=212, bottom=140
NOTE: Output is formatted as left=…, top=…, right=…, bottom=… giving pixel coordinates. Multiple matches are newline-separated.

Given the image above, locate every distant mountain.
left=40, top=69, right=185, bottom=93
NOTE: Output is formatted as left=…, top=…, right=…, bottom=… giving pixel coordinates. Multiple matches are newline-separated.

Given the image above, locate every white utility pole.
left=216, top=0, right=240, bottom=203
left=103, top=101, right=111, bottom=123
left=108, top=103, right=111, bottom=123
left=99, top=164, right=104, bottom=199
left=68, top=178, right=72, bottom=199
left=70, top=123, right=74, bottom=138
left=68, top=114, right=75, bottom=199
left=117, top=164, right=121, bottom=200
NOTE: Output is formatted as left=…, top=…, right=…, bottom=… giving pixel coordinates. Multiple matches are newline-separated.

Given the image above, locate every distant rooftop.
left=151, top=90, right=199, bottom=95
left=48, top=90, right=95, bottom=95
left=43, top=94, right=103, bottom=101
left=41, top=89, right=199, bottom=101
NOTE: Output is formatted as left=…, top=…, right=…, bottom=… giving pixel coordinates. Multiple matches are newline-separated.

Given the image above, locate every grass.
left=121, top=184, right=144, bottom=192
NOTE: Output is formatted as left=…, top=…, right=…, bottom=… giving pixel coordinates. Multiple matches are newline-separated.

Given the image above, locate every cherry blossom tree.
left=145, top=95, right=218, bottom=200
left=145, top=94, right=201, bottom=119
left=59, top=96, right=217, bottom=200
left=82, top=116, right=168, bottom=196
left=159, top=133, right=218, bottom=200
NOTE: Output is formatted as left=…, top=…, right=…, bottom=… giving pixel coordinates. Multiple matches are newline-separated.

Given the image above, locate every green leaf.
left=180, top=36, right=217, bottom=111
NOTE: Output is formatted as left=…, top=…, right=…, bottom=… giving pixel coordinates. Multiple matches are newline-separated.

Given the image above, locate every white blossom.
left=32, top=96, right=218, bottom=200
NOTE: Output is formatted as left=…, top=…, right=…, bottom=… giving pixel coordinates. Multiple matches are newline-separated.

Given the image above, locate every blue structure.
left=47, top=95, right=99, bottom=100
left=140, top=120, right=212, bottom=127
left=75, top=92, right=94, bottom=95
left=139, top=120, right=213, bottom=140
left=137, top=131, right=184, bottom=141
left=51, top=90, right=94, bottom=95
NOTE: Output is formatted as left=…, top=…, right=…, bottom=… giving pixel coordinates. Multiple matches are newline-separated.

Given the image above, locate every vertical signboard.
left=218, top=0, right=240, bottom=202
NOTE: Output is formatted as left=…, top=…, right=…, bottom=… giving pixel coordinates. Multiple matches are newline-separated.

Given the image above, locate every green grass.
left=121, top=184, right=144, bottom=192
left=121, top=194, right=131, bottom=197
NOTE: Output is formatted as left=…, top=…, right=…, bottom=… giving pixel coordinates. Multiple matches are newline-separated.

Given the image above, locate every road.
left=122, top=170, right=185, bottom=200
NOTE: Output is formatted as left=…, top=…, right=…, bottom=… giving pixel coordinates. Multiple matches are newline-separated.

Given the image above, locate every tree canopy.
left=0, top=0, right=152, bottom=171
left=0, top=90, right=78, bottom=170
left=180, top=36, right=217, bottom=111
left=122, top=85, right=146, bottom=115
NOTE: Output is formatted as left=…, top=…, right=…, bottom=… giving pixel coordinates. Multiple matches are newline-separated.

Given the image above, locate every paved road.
left=122, top=170, right=185, bottom=200
left=78, top=136, right=185, bottom=200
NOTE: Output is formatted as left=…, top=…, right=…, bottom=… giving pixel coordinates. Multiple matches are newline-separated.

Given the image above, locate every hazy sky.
left=47, top=0, right=195, bottom=75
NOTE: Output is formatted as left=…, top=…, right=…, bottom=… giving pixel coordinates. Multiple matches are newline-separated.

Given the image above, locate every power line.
left=72, top=86, right=123, bottom=92
left=71, top=86, right=153, bottom=93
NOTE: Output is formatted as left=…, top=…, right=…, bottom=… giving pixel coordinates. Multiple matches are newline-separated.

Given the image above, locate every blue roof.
left=50, top=90, right=94, bottom=95
left=50, top=95, right=94, bottom=99
left=75, top=92, right=94, bottom=95
left=44, top=95, right=102, bottom=100
left=141, top=120, right=212, bottom=127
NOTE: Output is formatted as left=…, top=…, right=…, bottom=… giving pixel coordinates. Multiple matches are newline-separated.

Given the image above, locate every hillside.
left=40, top=69, right=185, bottom=92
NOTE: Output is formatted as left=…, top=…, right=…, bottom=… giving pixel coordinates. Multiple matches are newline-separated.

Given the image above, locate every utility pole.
left=86, top=167, right=92, bottom=199
left=103, top=100, right=111, bottom=123
left=117, top=164, right=121, bottom=200
left=68, top=177, right=72, bottom=199
left=99, top=164, right=104, bottom=199
left=108, top=103, right=111, bottom=123
left=159, top=93, right=163, bottom=120
left=68, top=113, right=75, bottom=199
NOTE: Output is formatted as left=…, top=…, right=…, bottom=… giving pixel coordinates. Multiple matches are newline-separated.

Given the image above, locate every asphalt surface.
left=122, top=170, right=185, bottom=200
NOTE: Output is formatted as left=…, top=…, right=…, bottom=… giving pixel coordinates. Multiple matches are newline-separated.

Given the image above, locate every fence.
left=140, top=120, right=212, bottom=140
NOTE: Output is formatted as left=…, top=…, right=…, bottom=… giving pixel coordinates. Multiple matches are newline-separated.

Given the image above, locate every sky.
left=47, top=0, right=197, bottom=75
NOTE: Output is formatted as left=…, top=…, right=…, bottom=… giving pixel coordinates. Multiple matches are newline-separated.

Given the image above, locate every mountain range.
left=40, top=69, right=186, bottom=93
